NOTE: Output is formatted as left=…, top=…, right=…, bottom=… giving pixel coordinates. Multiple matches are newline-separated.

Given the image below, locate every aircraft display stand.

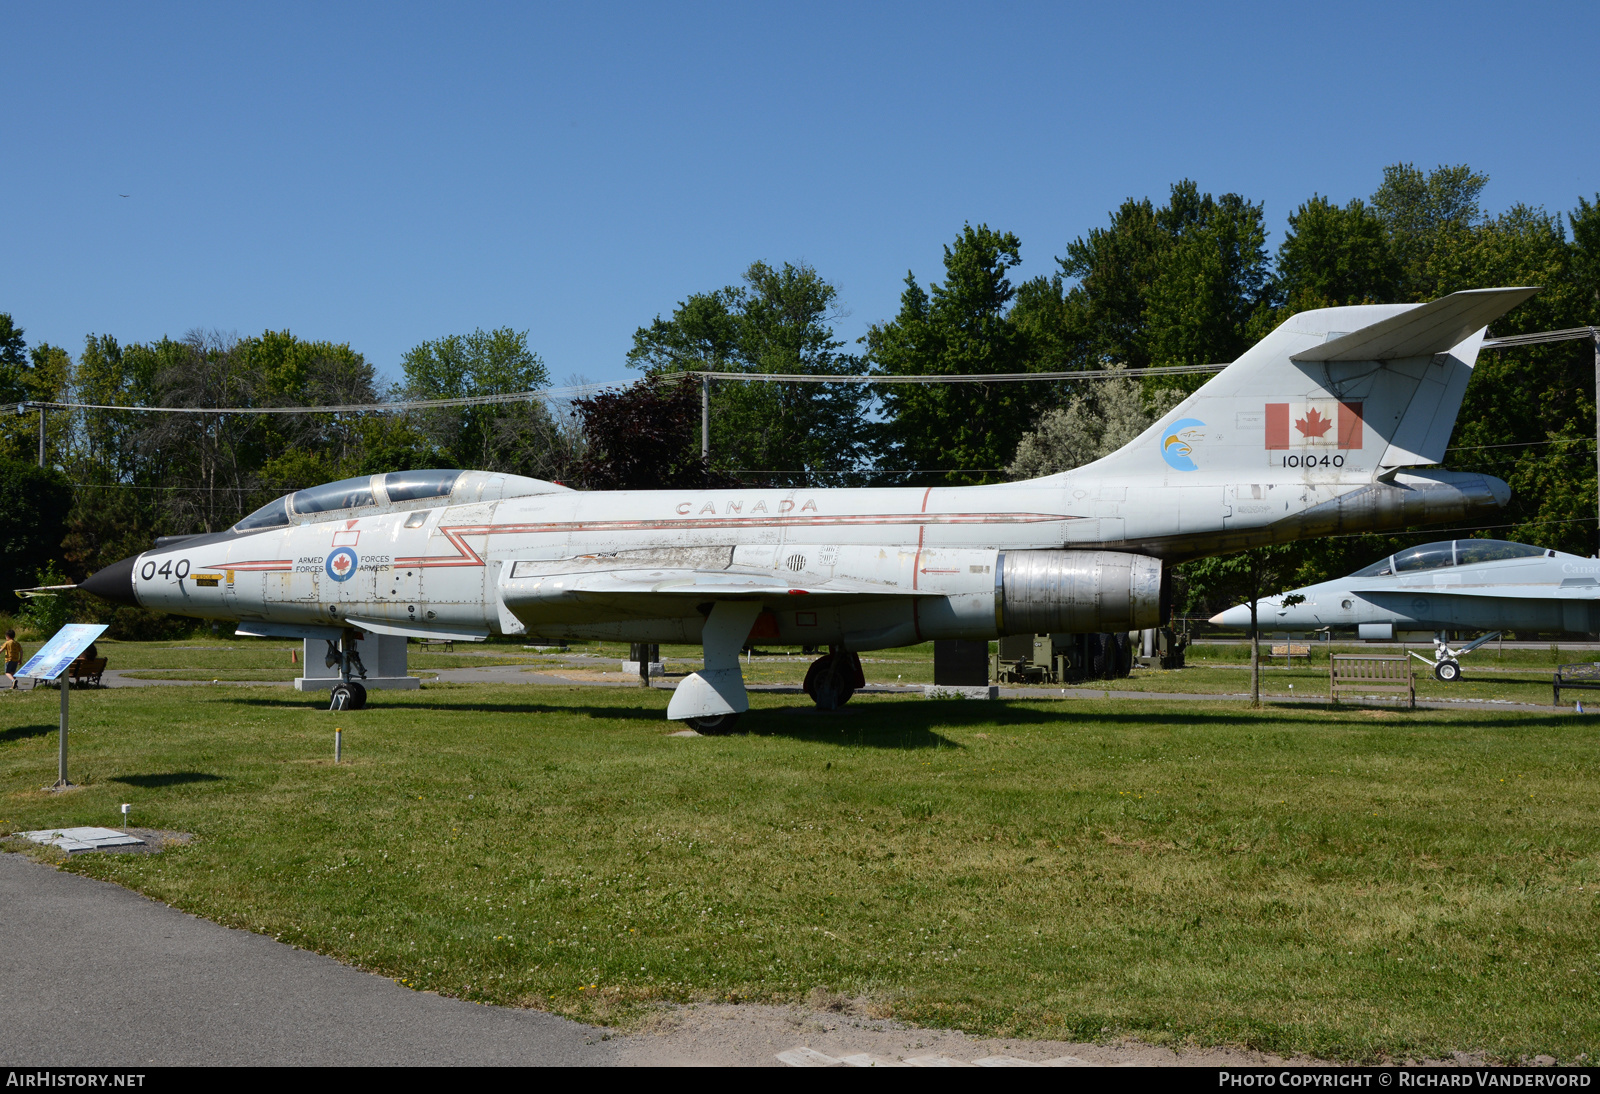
left=294, top=631, right=420, bottom=692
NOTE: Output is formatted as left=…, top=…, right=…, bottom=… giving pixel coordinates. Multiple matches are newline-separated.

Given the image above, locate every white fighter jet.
left=1210, top=538, right=1600, bottom=681
left=78, top=288, right=1532, bottom=729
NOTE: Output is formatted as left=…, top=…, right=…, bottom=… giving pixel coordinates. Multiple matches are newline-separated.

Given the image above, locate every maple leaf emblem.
left=333, top=554, right=352, bottom=574
left=1295, top=407, right=1332, bottom=439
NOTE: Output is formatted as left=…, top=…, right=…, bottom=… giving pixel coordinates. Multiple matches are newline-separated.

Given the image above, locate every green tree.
left=0, top=457, right=72, bottom=611
left=1274, top=194, right=1398, bottom=311
left=867, top=225, right=1036, bottom=484
left=0, top=313, right=25, bottom=404
left=400, top=327, right=565, bottom=477
left=628, top=261, right=868, bottom=486
left=1029, top=181, right=1275, bottom=380
left=1371, top=162, right=1488, bottom=300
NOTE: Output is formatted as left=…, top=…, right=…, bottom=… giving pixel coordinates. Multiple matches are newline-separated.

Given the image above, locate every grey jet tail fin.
left=1070, top=286, right=1539, bottom=482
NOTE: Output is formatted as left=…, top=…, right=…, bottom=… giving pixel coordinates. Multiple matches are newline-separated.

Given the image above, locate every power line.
left=19, top=380, right=610, bottom=416
left=684, top=363, right=1230, bottom=384
left=17, top=325, right=1594, bottom=418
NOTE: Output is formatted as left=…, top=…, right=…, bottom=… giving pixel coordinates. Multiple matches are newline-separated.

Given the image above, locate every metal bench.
left=1330, top=654, right=1414, bottom=710
left=1553, top=663, right=1600, bottom=705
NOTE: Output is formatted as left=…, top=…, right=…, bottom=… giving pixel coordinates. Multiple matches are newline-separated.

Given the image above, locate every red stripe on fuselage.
left=202, top=559, right=292, bottom=571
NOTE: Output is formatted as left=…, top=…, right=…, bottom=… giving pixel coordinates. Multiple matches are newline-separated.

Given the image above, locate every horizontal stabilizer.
left=1291, top=287, right=1539, bottom=362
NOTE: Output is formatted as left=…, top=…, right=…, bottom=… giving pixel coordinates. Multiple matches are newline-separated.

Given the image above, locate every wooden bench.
left=1553, top=663, right=1600, bottom=705
left=1330, top=654, right=1414, bottom=710
left=67, top=657, right=107, bottom=687
left=417, top=638, right=454, bottom=653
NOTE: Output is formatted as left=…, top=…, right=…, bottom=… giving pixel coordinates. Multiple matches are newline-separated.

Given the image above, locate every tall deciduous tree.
left=1274, top=195, right=1397, bottom=311
left=867, top=225, right=1036, bottom=484
left=628, top=261, right=868, bottom=486
left=0, top=457, right=72, bottom=610
left=401, top=327, right=571, bottom=479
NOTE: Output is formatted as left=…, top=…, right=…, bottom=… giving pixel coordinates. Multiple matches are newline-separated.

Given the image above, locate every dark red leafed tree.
left=572, top=373, right=738, bottom=490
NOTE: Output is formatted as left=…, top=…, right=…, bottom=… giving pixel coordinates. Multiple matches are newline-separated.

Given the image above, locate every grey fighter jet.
left=1210, top=539, right=1600, bottom=680
left=75, top=288, right=1532, bottom=727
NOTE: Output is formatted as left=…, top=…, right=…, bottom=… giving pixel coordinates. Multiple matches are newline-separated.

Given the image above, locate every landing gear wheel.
left=804, top=651, right=864, bottom=711
left=1434, top=660, right=1461, bottom=682
left=687, top=712, right=740, bottom=735
left=329, top=681, right=368, bottom=711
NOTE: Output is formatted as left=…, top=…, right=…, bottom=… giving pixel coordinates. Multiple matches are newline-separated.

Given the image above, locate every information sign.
left=17, top=623, right=108, bottom=682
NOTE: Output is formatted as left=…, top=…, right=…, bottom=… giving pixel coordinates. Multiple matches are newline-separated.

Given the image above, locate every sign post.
left=16, top=623, right=109, bottom=789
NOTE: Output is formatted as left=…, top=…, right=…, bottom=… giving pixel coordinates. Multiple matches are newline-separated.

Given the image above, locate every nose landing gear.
left=330, top=680, right=368, bottom=711
left=324, top=632, right=369, bottom=711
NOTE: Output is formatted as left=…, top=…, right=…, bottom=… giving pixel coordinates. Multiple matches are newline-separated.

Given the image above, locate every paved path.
left=0, top=852, right=619, bottom=1066
left=87, top=665, right=1560, bottom=713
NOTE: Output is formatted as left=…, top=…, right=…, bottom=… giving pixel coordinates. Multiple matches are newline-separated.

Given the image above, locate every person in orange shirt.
left=2, top=629, right=22, bottom=689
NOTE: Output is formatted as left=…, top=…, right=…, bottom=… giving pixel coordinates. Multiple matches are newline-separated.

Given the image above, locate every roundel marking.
left=1161, top=418, right=1206, bottom=472
left=326, top=547, right=359, bottom=582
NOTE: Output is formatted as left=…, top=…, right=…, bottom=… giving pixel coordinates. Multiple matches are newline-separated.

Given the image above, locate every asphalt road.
left=0, top=851, right=619, bottom=1066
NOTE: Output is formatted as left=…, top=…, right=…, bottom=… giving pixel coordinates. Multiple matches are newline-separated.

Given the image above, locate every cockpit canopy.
left=232, top=469, right=570, bottom=533
left=1350, top=539, right=1550, bottom=578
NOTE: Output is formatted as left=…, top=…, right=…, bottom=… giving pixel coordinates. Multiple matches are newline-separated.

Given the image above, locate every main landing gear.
left=666, top=603, right=869, bottom=732
left=325, top=632, right=369, bottom=711
left=685, top=711, right=740, bottom=735
left=803, top=647, right=865, bottom=710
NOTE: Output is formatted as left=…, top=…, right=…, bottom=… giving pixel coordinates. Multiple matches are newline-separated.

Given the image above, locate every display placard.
left=16, top=623, right=109, bottom=682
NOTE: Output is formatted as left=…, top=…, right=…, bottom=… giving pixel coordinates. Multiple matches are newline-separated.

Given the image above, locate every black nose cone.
left=79, top=555, right=140, bottom=607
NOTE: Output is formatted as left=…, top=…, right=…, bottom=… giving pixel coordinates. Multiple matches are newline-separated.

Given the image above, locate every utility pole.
left=1594, top=332, right=1600, bottom=555
left=701, top=374, right=710, bottom=463
left=38, top=405, right=45, bottom=468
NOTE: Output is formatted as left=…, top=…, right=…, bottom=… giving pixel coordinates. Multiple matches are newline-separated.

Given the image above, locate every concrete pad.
left=20, top=826, right=144, bottom=853
left=777, top=1047, right=845, bottom=1067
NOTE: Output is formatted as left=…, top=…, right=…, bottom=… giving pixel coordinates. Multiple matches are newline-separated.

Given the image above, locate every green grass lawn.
left=2, top=682, right=1597, bottom=1062
left=90, top=638, right=555, bottom=681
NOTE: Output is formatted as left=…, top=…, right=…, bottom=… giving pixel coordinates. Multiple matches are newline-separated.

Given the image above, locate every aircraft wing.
left=507, top=567, right=920, bottom=603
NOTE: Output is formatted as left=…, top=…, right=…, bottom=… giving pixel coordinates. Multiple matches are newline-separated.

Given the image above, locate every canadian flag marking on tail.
left=1265, top=401, right=1363, bottom=450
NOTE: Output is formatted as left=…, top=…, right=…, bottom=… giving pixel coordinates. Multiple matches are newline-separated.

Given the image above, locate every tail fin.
left=1080, top=287, right=1538, bottom=482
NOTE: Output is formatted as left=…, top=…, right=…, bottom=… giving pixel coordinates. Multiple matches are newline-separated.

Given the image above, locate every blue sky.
left=4, top=1, right=1596, bottom=391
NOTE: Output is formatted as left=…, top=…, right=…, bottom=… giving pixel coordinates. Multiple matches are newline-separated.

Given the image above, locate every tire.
left=687, top=712, right=740, bottom=735
left=348, top=681, right=368, bottom=709
left=1434, top=660, right=1461, bottom=682
left=329, top=683, right=353, bottom=711
left=804, top=654, right=857, bottom=710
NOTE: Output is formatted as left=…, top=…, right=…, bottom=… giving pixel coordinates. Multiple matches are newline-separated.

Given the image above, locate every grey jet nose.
left=78, top=555, right=140, bottom=607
